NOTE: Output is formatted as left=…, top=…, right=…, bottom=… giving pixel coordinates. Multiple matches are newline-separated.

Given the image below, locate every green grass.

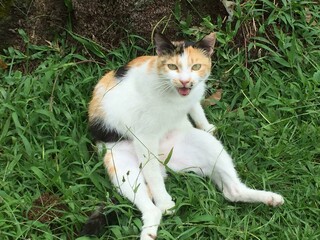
left=1, top=1, right=320, bottom=239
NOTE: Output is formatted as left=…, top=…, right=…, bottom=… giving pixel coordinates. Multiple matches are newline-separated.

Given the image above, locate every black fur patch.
left=79, top=205, right=107, bottom=236
left=114, top=65, right=129, bottom=79
left=173, top=44, right=185, bottom=55
left=187, top=114, right=197, bottom=128
left=79, top=202, right=119, bottom=237
left=89, top=119, right=127, bottom=143
left=184, top=41, right=196, bottom=48
left=168, top=41, right=196, bottom=55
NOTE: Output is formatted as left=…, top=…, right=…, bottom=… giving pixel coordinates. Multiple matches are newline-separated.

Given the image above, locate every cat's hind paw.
left=140, top=208, right=161, bottom=240
left=140, top=228, right=157, bottom=240
left=156, top=199, right=176, bottom=215
left=264, top=192, right=284, bottom=207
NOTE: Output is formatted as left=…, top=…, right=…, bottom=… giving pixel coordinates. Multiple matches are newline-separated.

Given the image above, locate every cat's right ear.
left=154, top=32, right=175, bottom=55
left=195, top=32, right=216, bottom=56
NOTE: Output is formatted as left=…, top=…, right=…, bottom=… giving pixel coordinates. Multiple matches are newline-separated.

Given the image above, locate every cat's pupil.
left=192, top=64, right=201, bottom=71
left=168, top=64, right=178, bottom=70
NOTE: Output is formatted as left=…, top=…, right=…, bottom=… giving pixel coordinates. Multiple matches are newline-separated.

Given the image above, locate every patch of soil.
left=0, top=0, right=68, bottom=51
left=1, top=0, right=231, bottom=59
left=27, top=192, right=68, bottom=224
left=71, top=0, right=229, bottom=50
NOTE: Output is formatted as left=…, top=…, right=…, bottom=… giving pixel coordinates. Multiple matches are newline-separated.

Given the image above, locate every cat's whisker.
left=159, top=86, right=173, bottom=95
left=153, top=81, right=173, bottom=95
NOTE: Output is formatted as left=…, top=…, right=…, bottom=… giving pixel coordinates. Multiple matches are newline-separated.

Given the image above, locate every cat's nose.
left=179, top=80, right=190, bottom=87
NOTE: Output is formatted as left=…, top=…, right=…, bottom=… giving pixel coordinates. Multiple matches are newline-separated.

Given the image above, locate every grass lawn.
left=1, top=1, right=319, bottom=240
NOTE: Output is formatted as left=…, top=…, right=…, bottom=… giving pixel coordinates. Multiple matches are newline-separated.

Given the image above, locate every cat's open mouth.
left=177, top=87, right=191, bottom=96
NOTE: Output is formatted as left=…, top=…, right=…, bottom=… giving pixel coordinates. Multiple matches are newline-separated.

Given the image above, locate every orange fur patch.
left=185, top=47, right=212, bottom=78
left=99, top=71, right=118, bottom=90
left=157, top=46, right=211, bottom=76
left=127, top=56, right=156, bottom=68
left=146, top=184, right=153, bottom=199
left=104, top=151, right=116, bottom=176
left=128, top=56, right=157, bottom=74
left=88, top=71, right=117, bottom=120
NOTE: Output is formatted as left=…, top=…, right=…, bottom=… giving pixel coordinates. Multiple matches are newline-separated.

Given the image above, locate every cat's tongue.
left=178, top=87, right=191, bottom=96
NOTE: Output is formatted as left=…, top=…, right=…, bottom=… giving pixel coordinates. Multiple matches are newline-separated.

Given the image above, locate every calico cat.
left=87, top=32, right=284, bottom=240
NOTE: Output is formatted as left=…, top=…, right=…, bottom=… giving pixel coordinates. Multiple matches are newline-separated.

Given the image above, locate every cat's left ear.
left=195, top=32, right=216, bottom=56
left=154, top=32, right=175, bottom=55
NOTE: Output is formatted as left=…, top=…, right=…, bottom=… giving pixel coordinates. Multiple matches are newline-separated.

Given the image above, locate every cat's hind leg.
left=104, top=141, right=162, bottom=240
left=160, top=129, right=284, bottom=206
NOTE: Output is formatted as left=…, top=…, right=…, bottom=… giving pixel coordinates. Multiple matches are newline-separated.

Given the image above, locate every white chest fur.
left=100, top=62, right=205, bottom=138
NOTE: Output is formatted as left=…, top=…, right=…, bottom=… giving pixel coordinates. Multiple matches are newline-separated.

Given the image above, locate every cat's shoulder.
left=127, top=55, right=157, bottom=68
left=93, top=55, right=157, bottom=95
left=98, top=55, right=156, bottom=84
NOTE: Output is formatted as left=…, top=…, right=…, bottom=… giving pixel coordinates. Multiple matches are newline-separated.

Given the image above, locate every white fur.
left=98, top=56, right=284, bottom=240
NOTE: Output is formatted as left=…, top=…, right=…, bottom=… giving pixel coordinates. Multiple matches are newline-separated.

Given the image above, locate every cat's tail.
left=79, top=201, right=119, bottom=237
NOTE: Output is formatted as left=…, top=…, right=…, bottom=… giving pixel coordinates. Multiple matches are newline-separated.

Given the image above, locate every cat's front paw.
left=140, top=228, right=157, bottom=240
left=156, top=199, right=175, bottom=215
left=264, top=192, right=284, bottom=207
left=205, top=124, right=216, bottom=135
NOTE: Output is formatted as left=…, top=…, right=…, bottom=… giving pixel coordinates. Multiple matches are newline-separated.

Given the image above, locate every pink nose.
left=179, top=80, right=190, bottom=87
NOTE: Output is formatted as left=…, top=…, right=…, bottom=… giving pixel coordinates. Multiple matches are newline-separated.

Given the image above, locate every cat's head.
left=154, top=32, right=216, bottom=97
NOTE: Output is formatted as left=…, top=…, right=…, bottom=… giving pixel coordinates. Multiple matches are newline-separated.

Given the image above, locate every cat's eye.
left=167, top=64, right=178, bottom=70
left=192, top=64, right=201, bottom=71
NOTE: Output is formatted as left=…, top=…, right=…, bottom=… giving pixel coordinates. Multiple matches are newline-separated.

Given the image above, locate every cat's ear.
left=154, top=32, right=175, bottom=55
left=195, top=32, right=216, bottom=56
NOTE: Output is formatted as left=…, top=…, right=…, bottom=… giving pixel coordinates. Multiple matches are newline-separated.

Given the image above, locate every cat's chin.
left=177, top=87, right=191, bottom=96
